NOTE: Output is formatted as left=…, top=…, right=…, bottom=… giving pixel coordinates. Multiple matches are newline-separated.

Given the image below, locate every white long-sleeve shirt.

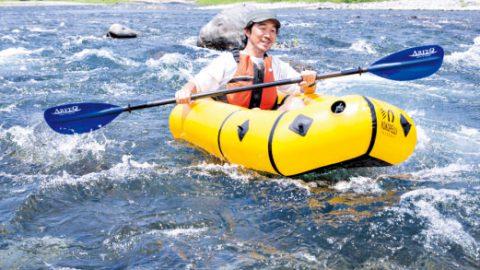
left=192, top=51, right=301, bottom=94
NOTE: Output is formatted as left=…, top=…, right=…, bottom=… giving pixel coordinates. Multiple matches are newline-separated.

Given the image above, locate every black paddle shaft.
left=122, top=77, right=304, bottom=112
left=122, top=68, right=371, bottom=113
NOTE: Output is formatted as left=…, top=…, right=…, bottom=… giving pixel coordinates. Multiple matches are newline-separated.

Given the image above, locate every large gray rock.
left=106, top=23, right=138, bottom=39
left=197, top=5, right=257, bottom=51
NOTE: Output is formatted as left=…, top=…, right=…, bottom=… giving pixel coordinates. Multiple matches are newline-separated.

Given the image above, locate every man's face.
left=245, top=20, right=278, bottom=53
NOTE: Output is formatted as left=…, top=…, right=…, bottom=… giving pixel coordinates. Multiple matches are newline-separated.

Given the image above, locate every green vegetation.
left=0, top=0, right=386, bottom=5
left=65, top=0, right=128, bottom=3
left=196, top=0, right=384, bottom=5
left=0, top=0, right=128, bottom=4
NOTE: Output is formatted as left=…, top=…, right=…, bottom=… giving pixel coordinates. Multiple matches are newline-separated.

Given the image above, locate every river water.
left=0, top=3, right=479, bottom=269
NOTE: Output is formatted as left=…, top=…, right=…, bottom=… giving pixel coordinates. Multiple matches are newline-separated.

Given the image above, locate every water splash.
left=445, top=36, right=480, bottom=68
left=40, top=155, right=161, bottom=190
left=0, top=125, right=111, bottom=169
left=349, top=39, right=377, bottom=54
left=333, top=176, right=384, bottom=194
left=0, top=47, right=44, bottom=61
left=0, top=104, right=17, bottom=113
left=159, top=227, right=208, bottom=237
left=399, top=188, right=480, bottom=259
left=186, top=162, right=259, bottom=182
left=411, top=163, right=476, bottom=180
left=68, top=48, right=140, bottom=67
left=146, top=53, right=188, bottom=67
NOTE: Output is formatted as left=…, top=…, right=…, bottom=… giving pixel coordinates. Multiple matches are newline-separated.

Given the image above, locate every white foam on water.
left=445, top=36, right=480, bottom=68
left=103, top=225, right=208, bottom=255
left=146, top=53, right=195, bottom=82
left=124, top=155, right=157, bottom=169
left=415, top=125, right=430, bottom=150
left=187, top=162, right=260, bottom=182
left=349, top=39, right=377, bottom=54
left=0, top=171, right=48, bottom=185
left=68, top=48, right=140, bottom=67
left=0, top=125, right=110, bottom=167
left=407, top=109, right=426, bottom=118
left=158, top=226, right=209, bottom=237
left=0, top=104, right=16, bottom=113
left=47, top=266, right=81, bottom=270
left=0, top=35, right=17, bottom=43
left=180, top=36, right=197, bottom=47
left=410, top=19, right=443, bottom=29
left=449, top=126, right=480, bottom=154
left=102, top=228, right=138, bottom=254
left=102, top=82, right=135, bottom=97
left=146, top=53, right=188, bottom=67
left=41, top=155, right=161, bottom=189
left=0, top=47, right=42, bottom=58
left=284, top=22, right=318, bottom=28
left=333, top=176, right=384, bottom=194
left=271, top=178, right=313, bottom=193
left=62, top=35, right=105, bottom=48
left=0, top=47, right=47, bottom=69
left=298, top=252, right=317, bottom=262
left=28, top=26, right=58, bottom=33
left=400, top=188, right=479, bottom=258
left=411, top=163, right=475, bottom=180
left=459, top=125, right=479, bottom=139
left=438, top=19, right=467, bottom=25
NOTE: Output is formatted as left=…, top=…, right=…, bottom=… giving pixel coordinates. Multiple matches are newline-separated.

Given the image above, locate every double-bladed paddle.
left=44, top=45, right=444, bottom=135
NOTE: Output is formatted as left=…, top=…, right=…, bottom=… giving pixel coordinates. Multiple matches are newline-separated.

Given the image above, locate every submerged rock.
left=106, top=23, right=138, bottom=39
left=197, top=5, right=257, bottom=51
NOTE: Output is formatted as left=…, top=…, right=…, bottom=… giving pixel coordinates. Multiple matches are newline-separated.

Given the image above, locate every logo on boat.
left=52, top=106, right=81, bottom=116
left=380, top=108, right=397, bottom=136
left=409, top=47, right=436, bottom=58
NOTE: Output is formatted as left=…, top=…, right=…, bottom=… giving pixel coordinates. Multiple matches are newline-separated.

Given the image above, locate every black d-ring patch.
left=237, top=120, right=249, bottom=141
left=400, top=114, right=412, bottom=137
left=289, top=114, right=313, bottom=137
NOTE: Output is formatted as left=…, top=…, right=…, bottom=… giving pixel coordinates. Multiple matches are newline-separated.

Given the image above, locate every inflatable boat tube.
left=169, top=94, right=416, bottom=176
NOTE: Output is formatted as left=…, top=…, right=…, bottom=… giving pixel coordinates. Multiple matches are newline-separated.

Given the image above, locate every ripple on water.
left=0, top=47, right=46, bottom=71
left=0, top=104, right=17, bottom=113
left=397, top=188, right=480, bottom=260
left=186, top=161, right=261, bottom=182
left=39, top=155, right=162, bottom=190
left=0, top=236, right=72, bottom=269
left=67, top=48, right=140, bottom=68
left=445, top=36, right=480, bottom=69
left=61, top=35, right=106, bottom=49
left=0, top=125, right=111, bottom=172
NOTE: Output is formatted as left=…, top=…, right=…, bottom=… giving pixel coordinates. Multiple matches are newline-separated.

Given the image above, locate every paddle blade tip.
left=44, top=102, right=122, bottom=135
left=370, top=45, right=444, bottom=81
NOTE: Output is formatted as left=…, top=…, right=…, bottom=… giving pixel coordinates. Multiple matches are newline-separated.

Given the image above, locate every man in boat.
left=175, top=9, right=317, bottom=110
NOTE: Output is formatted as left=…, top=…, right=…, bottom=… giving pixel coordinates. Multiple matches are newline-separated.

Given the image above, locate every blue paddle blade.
left=44, top=102, right=123, bottom=134
left=368, top=45, right=444, bottom=81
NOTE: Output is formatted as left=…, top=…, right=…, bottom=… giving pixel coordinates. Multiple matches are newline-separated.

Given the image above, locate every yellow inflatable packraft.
left=169, top=94, right=416, bottom=176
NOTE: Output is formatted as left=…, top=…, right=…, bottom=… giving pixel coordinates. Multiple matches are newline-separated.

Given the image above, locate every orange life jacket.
left=226, top=53, right=277, bottom=110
